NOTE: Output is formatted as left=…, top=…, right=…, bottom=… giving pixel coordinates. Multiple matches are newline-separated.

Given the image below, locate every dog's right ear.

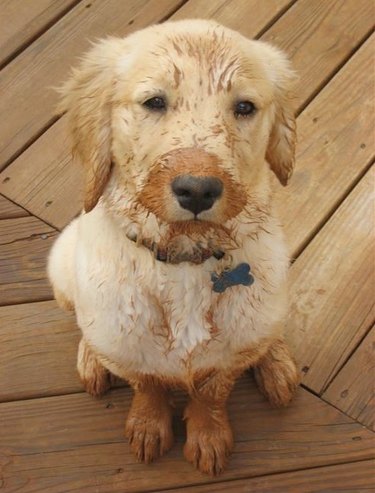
left=58, top=39, right=126, bottom=212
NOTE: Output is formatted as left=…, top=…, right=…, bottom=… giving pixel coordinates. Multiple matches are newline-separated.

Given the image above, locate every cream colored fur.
left=48, top=19, right=299, bottom=474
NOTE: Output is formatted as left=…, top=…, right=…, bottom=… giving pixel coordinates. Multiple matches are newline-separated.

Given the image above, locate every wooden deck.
left=0, top=0, right=374, bottom=491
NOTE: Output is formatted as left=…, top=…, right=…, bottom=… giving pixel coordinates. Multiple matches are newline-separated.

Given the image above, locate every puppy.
left=48, top=19, right=300, bottom=475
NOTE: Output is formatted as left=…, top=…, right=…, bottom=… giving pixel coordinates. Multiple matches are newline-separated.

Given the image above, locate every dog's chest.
left=75, top=213, right=288, bottom=379
left=77, top=257, right=285, bottom=379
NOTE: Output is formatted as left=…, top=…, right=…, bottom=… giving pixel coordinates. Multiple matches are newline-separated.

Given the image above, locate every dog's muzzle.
left=171, top=175, right=223, bottom=215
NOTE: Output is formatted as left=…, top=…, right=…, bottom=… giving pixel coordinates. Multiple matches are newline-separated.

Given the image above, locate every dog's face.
left=60, top=20, right=296, bottom=230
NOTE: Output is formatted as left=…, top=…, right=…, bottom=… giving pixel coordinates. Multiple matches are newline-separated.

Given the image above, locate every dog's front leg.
left=125, top=377, right=174, bottom=463
left=254, top=338, right=300, bottom=407
left=184, top=370, right=235, bottom=475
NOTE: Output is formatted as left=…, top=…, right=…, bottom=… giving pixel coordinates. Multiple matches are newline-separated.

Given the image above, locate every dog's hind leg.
left=125, top=376, right=174, bottom=463
left=77, top=338, right=112, bottom=397
left=254, top=338, right=300, bottom=407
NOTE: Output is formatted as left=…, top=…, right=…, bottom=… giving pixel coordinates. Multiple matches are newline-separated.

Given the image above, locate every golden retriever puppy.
left=48, top=19, right=300, bottom=475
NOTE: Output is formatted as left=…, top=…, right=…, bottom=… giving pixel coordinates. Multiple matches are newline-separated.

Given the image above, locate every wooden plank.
left=262, top=0, right=374, bottom=108
left=1, top=0, right=373, bottom=230
left=0, top=0, right=184, bottom=171
left=159, top=460, right=375, bottom=492
left=0, top=118, right=83, bottom=229
left=0, top=377, right=374, bottom=492
left=278, top=35, right=375, bottom=256
left=0, top=0, right=79, bottom=68
left=324, top=327, right=375, bottom=431
left=0, top=301, right=80, bottom=402
left=0, top=194, right=29, bottom=219
left=0, top=216, right=57, bottom=305
left=287, top=167, right=375, bottom=394
left=173, top=0, right=293, bottom=36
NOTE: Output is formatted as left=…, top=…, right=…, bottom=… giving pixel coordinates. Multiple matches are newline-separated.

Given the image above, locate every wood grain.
left=262, top=0, right=374, bottom=108
left=0, top=0, right=183, bottom=171
left=159, top=460, right=375, bottom=492
left=0, top=216, right=57, bottom=305
left=0, top=0, right=79, bottom=68
left=0, top=194, right=29, bottom=219
left=0, top=117, right=83, bottom=230
left=173, top=0, right=292, bottom=36
left=0, top=377, right=374, bottom=493
left=324, top=327, right=375, bottom=431
left=278, top=35, right=375, bottom=256
left=287, top=167, right=375, bottom=394
left=0, top=300, right=81, bottom=402
left=1, top=0, right=373, bottom=229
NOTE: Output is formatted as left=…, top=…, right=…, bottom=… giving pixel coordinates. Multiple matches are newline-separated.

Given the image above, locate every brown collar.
left=126, top=233, right=225, bottom=265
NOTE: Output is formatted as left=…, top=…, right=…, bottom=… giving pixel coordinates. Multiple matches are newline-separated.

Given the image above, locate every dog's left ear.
left=57, top=38, right=128, bottom=212
left=261, top=43, right=297, bottom=186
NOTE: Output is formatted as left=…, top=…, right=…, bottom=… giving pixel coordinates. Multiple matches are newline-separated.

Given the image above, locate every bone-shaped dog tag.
left=211, top=263, right=254, bottom=293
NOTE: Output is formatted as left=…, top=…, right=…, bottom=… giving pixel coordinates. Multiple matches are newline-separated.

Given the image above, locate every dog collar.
left=125, top=233, right=254, bottom=292
left=125, top=232, right=225, bottom=264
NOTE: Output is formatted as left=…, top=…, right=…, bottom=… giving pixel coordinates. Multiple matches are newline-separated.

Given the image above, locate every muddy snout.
left=171, top=175, right=223, bottom=215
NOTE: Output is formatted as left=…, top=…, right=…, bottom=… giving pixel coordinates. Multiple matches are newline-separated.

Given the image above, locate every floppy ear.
left=262, top=44, right=297, bottom=186
left=58, top=39, right=124, bottom=212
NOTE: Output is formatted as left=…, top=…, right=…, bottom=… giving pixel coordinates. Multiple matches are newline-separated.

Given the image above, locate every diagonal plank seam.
left=158, top=0, right=190, bottom=23
left=0, top=193, right=29, bottom=218
left=319, top=322, right=375, bottom=396
left=254, top=0, right=299, bottom=40
left=1, top=116, right=61, bottom=175
left=299, top=383, right=373, bottom=433
left=1, top=201, right=68, bottom=233
left=297, top=382, right=375, bottom=432
left=319, top=392, right=375, bottom=433
left=0, top=0, right=84, bottom=72
left=290, top=159, right=375, bottom=261
left=296, top=27, right=374, bottom=115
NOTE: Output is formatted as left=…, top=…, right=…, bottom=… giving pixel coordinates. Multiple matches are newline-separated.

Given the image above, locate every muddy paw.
left=125, top=398, right=173, bottom=463
left=184, top=403, right=233, bottom=475
left=254, top=340, right=300, bottom=407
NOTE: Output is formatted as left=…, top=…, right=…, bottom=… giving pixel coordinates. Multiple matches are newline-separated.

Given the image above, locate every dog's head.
left=60, top=20, right=296, bottom=232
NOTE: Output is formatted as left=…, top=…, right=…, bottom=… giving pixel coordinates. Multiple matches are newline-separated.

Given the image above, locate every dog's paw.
left=254, top=340, right=300, bottom=407
left=125, top=408, right=174, bottom=463
left=184, top=403, right=233, bottom=475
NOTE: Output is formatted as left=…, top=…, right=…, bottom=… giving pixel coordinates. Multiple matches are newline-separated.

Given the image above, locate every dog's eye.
left=143, top=96, right=167, bottom=111
left=234, top=100, right=257, bottom=117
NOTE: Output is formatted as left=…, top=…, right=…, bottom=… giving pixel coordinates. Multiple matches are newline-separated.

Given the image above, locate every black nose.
left=171, top=175, right=223, bottom=215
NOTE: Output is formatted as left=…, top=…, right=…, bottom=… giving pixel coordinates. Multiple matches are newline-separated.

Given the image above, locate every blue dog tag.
left=211, top=263, right=254, bottom=293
